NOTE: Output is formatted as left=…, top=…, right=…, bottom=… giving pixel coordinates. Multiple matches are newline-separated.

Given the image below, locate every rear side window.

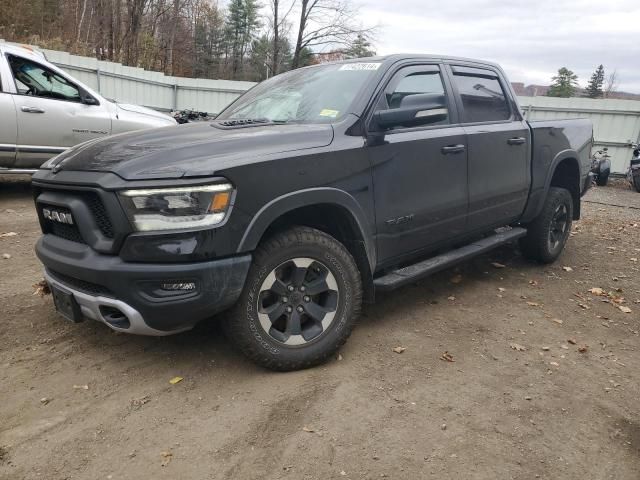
left=452, top=70, right=510, bottom=123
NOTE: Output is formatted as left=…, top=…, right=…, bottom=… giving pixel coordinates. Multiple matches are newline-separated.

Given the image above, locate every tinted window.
left=8, top=55, right=81, bottom=102
left=453, top=73, right=510, bottom=122
left=387, top=71, right=445, bottom=109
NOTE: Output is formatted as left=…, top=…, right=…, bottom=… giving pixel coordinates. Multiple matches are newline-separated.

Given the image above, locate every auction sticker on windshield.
left=339, top=63, right=381, bottom=71
left=319, top=109, right=339, bottom=118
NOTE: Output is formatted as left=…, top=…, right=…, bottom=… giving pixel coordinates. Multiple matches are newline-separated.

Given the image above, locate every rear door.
left=447, top=65, right=530, bottom=232
left=367, top=63, right=468, bottom=265
left=7, top=54, right=111, bottom=168
left=0, top=73, right=18, bottom=168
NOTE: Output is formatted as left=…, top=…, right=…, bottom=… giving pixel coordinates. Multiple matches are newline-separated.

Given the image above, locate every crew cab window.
left=387, top=72, right=445, bottom=109
left=452, top=69, right=510, bottom=123
left=377, top=67, right=450, bottom=128
left=8, top=55, right=82, bottom=102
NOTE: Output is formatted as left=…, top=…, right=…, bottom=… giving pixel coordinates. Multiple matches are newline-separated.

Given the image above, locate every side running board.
left=373, top=227, right=527, bottom=292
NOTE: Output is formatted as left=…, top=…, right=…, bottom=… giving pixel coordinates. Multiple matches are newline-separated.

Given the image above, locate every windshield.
left=217, top=62, right=381, bottom=124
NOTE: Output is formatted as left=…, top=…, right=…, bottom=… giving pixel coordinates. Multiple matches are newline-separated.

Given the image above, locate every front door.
left=0, top=92, right=17, bottom=168
left=368, top=64, right=468, bottom=266
left=448, top=65, right=530, bottom=232
left=7, top=54, right=111, bottom=168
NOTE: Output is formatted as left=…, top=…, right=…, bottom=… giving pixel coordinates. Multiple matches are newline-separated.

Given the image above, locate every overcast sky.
left=357, top=0, right=639, bottom=92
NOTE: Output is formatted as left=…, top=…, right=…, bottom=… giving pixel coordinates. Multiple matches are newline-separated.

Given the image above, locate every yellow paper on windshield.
left=319, top=109, right=339, bottom=118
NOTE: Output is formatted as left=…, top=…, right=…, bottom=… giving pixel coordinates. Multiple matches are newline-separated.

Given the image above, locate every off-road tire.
left=519, top=187, right=573, bottom=264
left=224, top=226, right=362, bottom=371
left=595, top=172, right=609, bottom=187
left=633, top=175, right=640, bottom=193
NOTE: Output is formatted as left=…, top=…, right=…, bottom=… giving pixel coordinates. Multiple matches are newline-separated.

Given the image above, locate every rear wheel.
left=225, top=226, right=362, bottom=371
left=519, top=187, right=573, bottom=264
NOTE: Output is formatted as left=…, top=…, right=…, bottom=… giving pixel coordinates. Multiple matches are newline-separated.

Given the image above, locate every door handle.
left=21, top=106, right=45, bottom=114
left=507, top=137, right=526, bottom=145
left=441, top=144, right=466, bottom=154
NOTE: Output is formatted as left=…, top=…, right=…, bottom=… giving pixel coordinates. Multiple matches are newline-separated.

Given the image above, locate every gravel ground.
left=1, top=177, right=639, bottom=480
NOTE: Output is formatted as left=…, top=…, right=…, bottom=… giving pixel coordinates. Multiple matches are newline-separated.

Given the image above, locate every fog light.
left=161, top=282, right=196, bottom=291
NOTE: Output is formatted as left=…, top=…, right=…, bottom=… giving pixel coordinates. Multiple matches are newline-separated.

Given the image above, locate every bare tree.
left=291, top=0, right=376, bottom=69
left=604, top=69, right=619, bottom=98
left=269, top=0, right=295, bottom=75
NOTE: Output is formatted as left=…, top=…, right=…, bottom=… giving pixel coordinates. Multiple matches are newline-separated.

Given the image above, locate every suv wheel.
left=225, top=227, right=362, bottom=371
left=519, top=187, right=573, bottom=264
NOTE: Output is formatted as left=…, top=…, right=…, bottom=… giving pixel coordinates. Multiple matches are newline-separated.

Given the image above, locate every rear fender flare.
left=522, top=150, right=582, bottom=223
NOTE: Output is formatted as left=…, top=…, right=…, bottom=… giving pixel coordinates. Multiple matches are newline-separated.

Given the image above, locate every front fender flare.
left=237, top=187, right=376, bottom=271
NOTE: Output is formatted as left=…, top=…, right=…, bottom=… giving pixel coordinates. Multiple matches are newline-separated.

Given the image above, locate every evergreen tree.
left=584, top=65, right=605, bottom=98
left=344, top=34, right=376, bottom=59
left=225, top=0, right=261, bottom=78
left=547, top=67, right=579, bottom=98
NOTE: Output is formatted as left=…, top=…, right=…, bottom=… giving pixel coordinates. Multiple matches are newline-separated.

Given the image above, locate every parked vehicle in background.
left=628, top=142, right=640, bottom=192
left=0, top=43, right=176, bottom=174
left=171, top=109, right=216, bottom=124
left=32, top=55, right=593, bottom=371
left=590, top=147, right=611, bottom=186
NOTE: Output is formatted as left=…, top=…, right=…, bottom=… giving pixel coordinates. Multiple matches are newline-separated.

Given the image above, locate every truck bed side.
left=521, top=118, right=593, bottom=223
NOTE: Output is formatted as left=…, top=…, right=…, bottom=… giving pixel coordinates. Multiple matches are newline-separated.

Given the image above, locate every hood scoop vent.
left=212, top=118, right=272, bottom=129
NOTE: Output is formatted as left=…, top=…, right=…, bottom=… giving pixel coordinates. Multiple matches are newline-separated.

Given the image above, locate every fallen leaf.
left=0, top=232, right=17, bottom=238
left=392, top=346, right=406, bottom=354
left=529, top=280, right=538, bottom=286
left=491, top=262, right=506, bottom=269
left=131, top=396, right=150, bottom=408
left=562, top=266, right=573, bottom=272
left=169, top=376, right=183, bottom=384
left=619, top=306, right=632, bottom=314
left=589, top=287, right=604, bottom=296
left=2, top=253, right=11, bottom=260
left=440, top=351, right=455, bottom=362
left=551, top=318, right=563, bottom=325
left=40, top=397, right=51, bottom=405
left=498, top=287, right=506, bottom=292
left=510, top=343, right=526, bottom=352
left=32, top=280, right=51, bottom=296
left=526, top=301, right=540, bottom=307
left=160, top=451, right=172, bottom=467
left=567, top=338, right=577, bottom=345
left=302, top=426, right=314, bottom=433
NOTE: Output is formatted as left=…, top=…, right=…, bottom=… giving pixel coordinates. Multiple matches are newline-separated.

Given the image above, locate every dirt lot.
left=1, top=176, right=639, bottom=480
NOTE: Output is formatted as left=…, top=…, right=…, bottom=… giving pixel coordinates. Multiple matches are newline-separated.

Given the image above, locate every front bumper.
left=36, top=234, right=251, bottom=335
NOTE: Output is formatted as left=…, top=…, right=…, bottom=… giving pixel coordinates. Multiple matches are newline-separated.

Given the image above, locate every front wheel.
left=519, top=187, right=573, bottom=264
left=633, top=174, right=640, bottom=193
left=225, top=226, right=362, bottom=371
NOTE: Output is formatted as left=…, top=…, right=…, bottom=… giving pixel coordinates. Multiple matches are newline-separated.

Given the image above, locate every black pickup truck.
left=32, top=55, right=593, bottom=370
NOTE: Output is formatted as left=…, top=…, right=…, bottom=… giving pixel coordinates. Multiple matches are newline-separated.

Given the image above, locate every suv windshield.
left=216, top=62, right=381, bottom=124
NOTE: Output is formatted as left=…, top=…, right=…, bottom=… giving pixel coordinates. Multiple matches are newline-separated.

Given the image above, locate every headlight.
left=118, top=183, right=233, bottom=232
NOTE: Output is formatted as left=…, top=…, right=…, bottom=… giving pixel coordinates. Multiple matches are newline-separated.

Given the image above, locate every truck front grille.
left=48, top=220, right=86, bottom=244
left=48, top=269, right=114, bottom=297
left=85, top=193, right=114, bottom=238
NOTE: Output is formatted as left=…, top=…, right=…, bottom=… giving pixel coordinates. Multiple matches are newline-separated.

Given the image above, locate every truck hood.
left=47, top=122, right=334, bottom=180
left=115, top=102, right=175, bottom=123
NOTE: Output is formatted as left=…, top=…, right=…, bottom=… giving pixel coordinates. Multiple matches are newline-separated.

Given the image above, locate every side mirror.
left=81, top=91, right=99, bottom=106
left=374, top=93, right=447, bottom=130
